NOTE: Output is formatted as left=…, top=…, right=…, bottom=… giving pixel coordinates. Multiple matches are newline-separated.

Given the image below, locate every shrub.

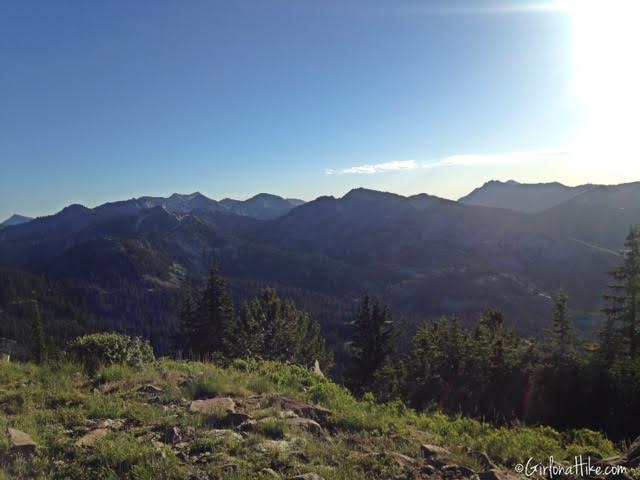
left=183, top=375, right=224, bottom=400
left=67, top=333, right=154, bottom=375
left=256, top=418, right=289, bottom=439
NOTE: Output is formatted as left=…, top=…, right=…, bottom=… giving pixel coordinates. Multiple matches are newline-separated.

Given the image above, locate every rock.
left=189, top=397, right=236, bottom=414
left=164, top=426, right=183, bottom=445
left=382, top=451, right=417, bottom=468
left=96, top=419, right=124, bottom=430
left=138, top=384, right=163, bottom=394
left=76, top=428, right=109, bottom=447
left=286, top=417, right=324, bottom=437
left=291, top=474, right=321, bottom=480
left=8, top=428, right=36, bottom=455
left=422, top=464, right=436, bottom=475
left=421, top=443, right=452, bottom=466
left=421, top=444, right=452, bottom=458
left=215, top=412, right=253, bottom=428
left=273, top=396, right=332, bottom=421
left=313, top=360, right=324, bottom=377
left=261, top=468, right=281, bottom=478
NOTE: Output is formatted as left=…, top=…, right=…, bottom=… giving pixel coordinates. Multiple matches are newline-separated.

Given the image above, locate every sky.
left=1, top=0, right=639, bottom=220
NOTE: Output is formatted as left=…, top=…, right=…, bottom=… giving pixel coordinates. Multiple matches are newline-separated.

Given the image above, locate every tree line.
left=348, top=228, right=640, bottom=441
left=11, top=226, right=640, bottom=441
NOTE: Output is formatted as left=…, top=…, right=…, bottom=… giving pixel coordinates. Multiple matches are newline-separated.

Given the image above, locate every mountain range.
left=1, top=181, right=639, bottom=351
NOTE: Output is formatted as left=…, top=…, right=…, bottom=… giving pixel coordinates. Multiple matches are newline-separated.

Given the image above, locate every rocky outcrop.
left=286, top=417, right=324, bottom=437
left=189, top=396, right=236, bottom=414
left=271, top=396, right=332, bottom=421
left=8, top=428, right=36, bottom=455
left=421, top=443, right=452, bottom=467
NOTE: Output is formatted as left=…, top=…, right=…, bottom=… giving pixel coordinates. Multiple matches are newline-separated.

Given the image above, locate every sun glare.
left=561, top=0, right=640, bottom=176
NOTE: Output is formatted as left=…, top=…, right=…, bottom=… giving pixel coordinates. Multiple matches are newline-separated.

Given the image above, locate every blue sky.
left=1, top=0, right=638, bottom=219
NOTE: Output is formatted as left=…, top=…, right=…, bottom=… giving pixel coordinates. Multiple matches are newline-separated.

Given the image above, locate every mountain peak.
left=342, top=188, right=403, bottom=201
left=0, top=214, right=33, bottom=227
left=59, top=204, right=91, bottom=216
left=460, top=180, right=591, bottom=213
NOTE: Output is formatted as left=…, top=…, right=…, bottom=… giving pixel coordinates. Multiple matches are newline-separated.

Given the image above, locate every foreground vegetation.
left=0, top=357, right=623, bottom=480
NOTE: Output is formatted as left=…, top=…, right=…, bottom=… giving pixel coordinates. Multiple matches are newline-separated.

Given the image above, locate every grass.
left=0, top=358, right=621, bottom=479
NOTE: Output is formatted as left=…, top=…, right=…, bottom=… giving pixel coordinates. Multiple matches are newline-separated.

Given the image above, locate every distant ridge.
left=0, top=214, right=33, bottom=228
left=95, top=192, right=305, bottom=221
left=459, top=180, right=593, bottom=213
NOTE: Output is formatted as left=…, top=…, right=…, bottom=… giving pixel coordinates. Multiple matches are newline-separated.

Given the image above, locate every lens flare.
left=562, top=0, right=640, bottom=176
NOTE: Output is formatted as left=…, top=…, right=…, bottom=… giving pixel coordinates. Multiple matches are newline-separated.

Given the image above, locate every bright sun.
left=561, top=0, right=640, bottom=176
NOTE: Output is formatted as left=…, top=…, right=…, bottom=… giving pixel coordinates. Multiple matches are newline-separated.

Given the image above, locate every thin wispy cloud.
left=325, top=150, right=569, bottom=175
left=325, top=160, right=418, bottom=175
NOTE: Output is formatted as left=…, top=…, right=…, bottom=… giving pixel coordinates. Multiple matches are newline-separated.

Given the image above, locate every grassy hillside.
left=0, top=359, right=621, bottom=479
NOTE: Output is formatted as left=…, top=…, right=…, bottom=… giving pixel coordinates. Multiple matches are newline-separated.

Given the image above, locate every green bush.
left=256, top=418, right=289, bottom=439
left=183, top=374, right=224, bottom=400
left=67, top=333, right=154, bottom=375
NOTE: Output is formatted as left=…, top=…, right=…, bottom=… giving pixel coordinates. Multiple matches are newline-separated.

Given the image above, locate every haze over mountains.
left=459, top=180, right=593, bottom=213
left=1, top=180, right=639, bottom=351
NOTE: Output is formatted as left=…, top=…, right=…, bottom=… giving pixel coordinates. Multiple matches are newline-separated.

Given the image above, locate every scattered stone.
left=421, top=443, right=452, bottom=466
left=291, top=474, right=321, bottom=480
left=189, top=397, right=236, bottom=414
left=8, top=428, right=36, bottom=455
left=273, top=396, right=332, bottom=421
left=286, top=417, right=324, bottom=437
left=96, top=419, right=124, bottom=430
left=138, top=384, right=164, bottom=394
left=76, top=428, right=109, bottom=447
left=375, top=451, right=416, bottom=468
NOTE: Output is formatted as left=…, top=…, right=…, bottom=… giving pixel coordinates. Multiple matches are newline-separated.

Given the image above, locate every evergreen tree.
left=189, top=268, right=236, bottom=357
left=177, top=292, right=197, bottom=356
left=31, top=302, right=45, bottom=364
left=238, top=288, right=333, bottom=369
left=347, top=296, right=395, bottom=393
left=601, top=227, right=640, bottom=361
left=547, top=290, right=576, bottom=362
